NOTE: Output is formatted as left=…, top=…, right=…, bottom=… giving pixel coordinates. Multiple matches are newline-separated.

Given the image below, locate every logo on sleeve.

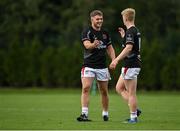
left=126, top=34, right=133, bottom=41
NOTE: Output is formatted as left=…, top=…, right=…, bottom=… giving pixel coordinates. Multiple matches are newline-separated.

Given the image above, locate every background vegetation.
left=0, top=0, right=179, bottom=90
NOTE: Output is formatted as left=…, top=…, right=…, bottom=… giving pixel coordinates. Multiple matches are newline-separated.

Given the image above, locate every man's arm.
left=83, top=40, right=100, bottom=49
left=116, top=44, right=132, bottom=62
left=109, top=44, right=133, bottom=69
left=106, top=45, right=116, bottom=61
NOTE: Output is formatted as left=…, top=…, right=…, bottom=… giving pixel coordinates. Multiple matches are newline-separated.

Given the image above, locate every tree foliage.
left=0, top=0, right=179, bottom=90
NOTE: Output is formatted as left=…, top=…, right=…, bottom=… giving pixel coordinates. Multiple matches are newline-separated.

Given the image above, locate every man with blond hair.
left=77, top=10, right=115, bottom=122
left=110, top=8, right=142, bottom=123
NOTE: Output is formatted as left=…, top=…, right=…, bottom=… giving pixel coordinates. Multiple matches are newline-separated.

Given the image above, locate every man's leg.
left=97, top=80, right=109, bottom=121
left=116, top=75, right=129, bottom=103
left=124, top=79, right=138, bottom=122
left=81, top=77, right=94, bottom=111
left=77, top=77, right=94, bottom=121
left=116, top=76, right=141, bottom=117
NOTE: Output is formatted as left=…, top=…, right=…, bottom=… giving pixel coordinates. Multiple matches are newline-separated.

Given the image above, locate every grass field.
left=0, top=88, right=180, bottom=130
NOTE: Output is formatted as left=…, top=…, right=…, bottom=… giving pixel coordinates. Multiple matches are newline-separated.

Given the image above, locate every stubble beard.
left=94, top=23, right=102, bottom=30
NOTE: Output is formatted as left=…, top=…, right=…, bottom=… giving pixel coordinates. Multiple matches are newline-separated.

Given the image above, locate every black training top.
left=122, top=26, right=141, bottom=68
left=81, top=26, right=111, bottom=69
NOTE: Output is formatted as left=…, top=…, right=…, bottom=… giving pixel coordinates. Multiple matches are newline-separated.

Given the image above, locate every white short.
left=121, top=67, right=141, bottom=80
left=81, top=67, right=111, bottom=81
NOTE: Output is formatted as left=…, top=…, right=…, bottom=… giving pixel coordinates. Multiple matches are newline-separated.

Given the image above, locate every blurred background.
left=0, top=0, right=179, bottom=90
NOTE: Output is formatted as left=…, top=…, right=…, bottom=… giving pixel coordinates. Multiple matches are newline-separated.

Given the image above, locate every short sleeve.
left=125, top=30, right=134, bottom=45
left=81, top=28, right=91, bottom=42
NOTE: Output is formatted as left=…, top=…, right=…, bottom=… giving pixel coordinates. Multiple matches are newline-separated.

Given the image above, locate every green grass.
left=0, top=88, right=180, bottom=130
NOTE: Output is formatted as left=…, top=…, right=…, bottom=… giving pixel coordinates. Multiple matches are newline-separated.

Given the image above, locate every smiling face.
left=91, top=15, right=103, bottom=30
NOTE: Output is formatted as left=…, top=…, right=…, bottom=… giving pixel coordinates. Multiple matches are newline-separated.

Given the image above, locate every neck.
left=126, top=22, right=135, bottom=29
left=92, top=24, right=101, bottom=31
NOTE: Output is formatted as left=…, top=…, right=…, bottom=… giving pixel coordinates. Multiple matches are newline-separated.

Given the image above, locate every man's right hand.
left=109, top=59, right=118, bottom=70
left=93, top=39, right=100, bottom=48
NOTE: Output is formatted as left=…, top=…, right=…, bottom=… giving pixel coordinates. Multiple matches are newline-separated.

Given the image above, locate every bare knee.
left=97, top=81, right=108, bottom=97
left=116, top=85, right=124, bottom=94
left=129, top=92, right=136, bottom=98
left=82, top=85, right=90, bottom=94
left=101, top=89, right=108, bottom=96
left=115, top=86, right=120, bottom=93
left=128, top=87, right=136, bottom=97
left=115, top=78, right=125, bottom=94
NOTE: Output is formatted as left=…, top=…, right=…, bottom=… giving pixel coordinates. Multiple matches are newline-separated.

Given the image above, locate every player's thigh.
left=81, top=67, right=95, bottom=89
left=97, top=80, right=108, bottom=94
left=116, top=75, right=126, bottom=91
left=124, top=79, right=137, bottom=95
left=81, top=77, right=94, bottom=90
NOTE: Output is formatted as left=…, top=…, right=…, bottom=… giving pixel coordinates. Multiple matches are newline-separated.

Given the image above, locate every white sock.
left=102, top=110, right=108, bottom=116
left=130, top=111, right=137, bottom=119
left=82, top=107, right=88, bottom=116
